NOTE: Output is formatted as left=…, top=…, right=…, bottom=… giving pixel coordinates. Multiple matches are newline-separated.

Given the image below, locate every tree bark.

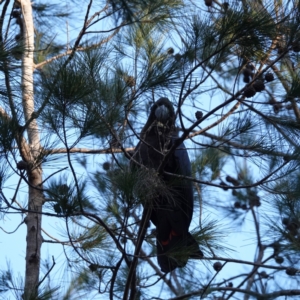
left=20, top=1, right=43, bottom=298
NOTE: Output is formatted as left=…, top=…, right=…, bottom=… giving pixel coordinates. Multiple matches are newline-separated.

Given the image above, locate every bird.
left=131, top=97, right=203, bottom=273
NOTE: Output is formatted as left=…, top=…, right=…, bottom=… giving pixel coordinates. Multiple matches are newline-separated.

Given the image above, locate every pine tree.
left=0, top=0, right=300, bottom=299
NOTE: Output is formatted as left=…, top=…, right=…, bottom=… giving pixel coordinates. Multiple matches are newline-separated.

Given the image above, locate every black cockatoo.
left=132, top=97, right=203, bottom=273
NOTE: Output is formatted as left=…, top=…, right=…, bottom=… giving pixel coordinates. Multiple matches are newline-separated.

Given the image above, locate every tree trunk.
left=20, top=1, right=43, bottom=298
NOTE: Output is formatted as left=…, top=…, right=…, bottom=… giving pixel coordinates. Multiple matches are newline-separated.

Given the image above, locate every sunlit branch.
left=44, top=147, right=135, bottom=155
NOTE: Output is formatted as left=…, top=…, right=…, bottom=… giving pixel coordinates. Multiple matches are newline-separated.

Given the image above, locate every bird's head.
left=150, top=97, right=175, bottom=126
left=140, top=97, right=175, bottom=139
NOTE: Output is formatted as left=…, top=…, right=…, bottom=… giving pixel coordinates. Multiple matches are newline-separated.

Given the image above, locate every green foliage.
left=0, top=269, right=11, bottom=294
left=41, top=59, right=95, bottom=104
left=0, top=39, right=18, bottom=70
left=117, top=23, right=185, bottom=94
left=215, top=2, right=277, bottom=58
left=193, top=147, right=228, bottom=181
left=34, top=30, right=64, bottom=64
left=61, top=269, right=97, bottom=300
left=80, top=225, right=108, bottom=251
left=32, top=2, right=71, bottom=31
left=183, top=15, right=224, bottom=65
left=0, top=115, right=19, bottom=152
left=287, top=71, right=300, bottom=99
left=45, top=176, right=94, bottom=215
left=38, top=49, right=128, bottom=142
left=109, top=0, right=183, bottom=24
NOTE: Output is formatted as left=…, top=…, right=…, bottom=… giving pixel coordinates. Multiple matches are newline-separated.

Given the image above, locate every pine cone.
left=242, top=68, right=253, bottom=77
left=204, top=0, right=213, bottom=6
left=15, top=33, right=22, bottom=41
left=195, top=111, right=203, bottom=120
left=220, top=180, right=229, bottom=191
left=253, top=80, right=265, bottom=92
left=223, top=2, right=229, bottom=10
left=174, top=53, right=182, bottom=61
left=17, top=160, right=28, bottom=170
left=286, top=267, right=297, bottom=276
left=249, top=195, right=260, bottom=207
left=243, top=75, right=250, bottom=83
left=273, top=103, right=282, bottom=114
left=247, top=63, right=255, bottom=71
left=241, top=204, right=248, bottom=210
left=234, top=201, right=241, bottom=209
left=265, top=72, right=274, bottom=82
left=275, top=256, right=284, bottom=264
left=243, top=86, right=256, bottom=98
left=12, top=10, right=21, bottom=18
left=124, top=75, right=135, bottom=87
left=102, top=162, right=110, bottom=171
left=213, top=261, right=222, bottom=271
left=167, top=47, right=174, bottom=55
left=277, top=46, right=285, bottom=54
left=226, top=175, right=239, bottom=186
left=260, top=271, right=268, bottom=278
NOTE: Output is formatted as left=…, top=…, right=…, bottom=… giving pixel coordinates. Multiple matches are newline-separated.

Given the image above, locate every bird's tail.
left=156, top=232, right=203, bottom=273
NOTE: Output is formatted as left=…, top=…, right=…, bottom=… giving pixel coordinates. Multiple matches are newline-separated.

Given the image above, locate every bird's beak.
left=155, top=105, right=170, bottom=123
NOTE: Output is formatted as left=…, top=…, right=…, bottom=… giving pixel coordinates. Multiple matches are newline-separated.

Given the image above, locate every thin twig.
left=37, top=256, right=56, bottom=288
left=200, top=262, right=228, bottom=299
left=0, top=220, right=25, bottom=234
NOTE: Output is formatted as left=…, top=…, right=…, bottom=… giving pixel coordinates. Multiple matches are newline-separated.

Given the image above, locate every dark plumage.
left=132, top=97, right=202, bottom=273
